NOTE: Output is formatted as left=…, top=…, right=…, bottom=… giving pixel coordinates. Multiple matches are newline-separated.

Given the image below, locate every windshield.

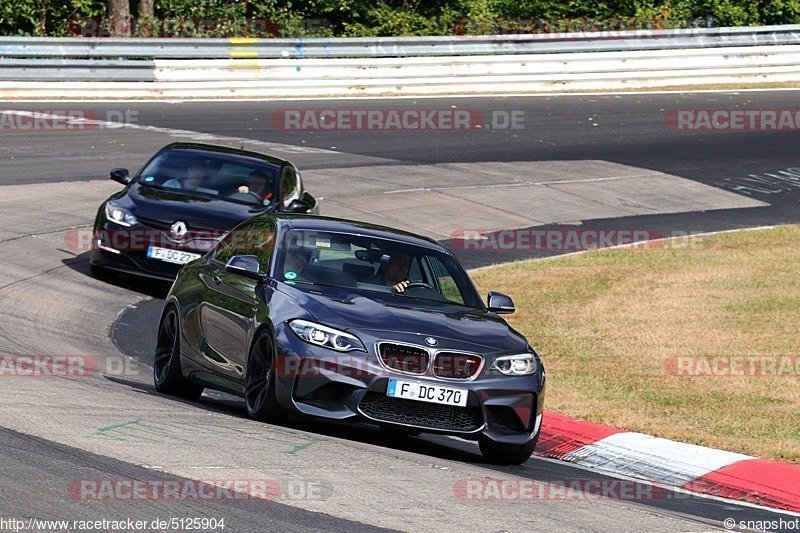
left=277, top=230, right=483, bottom=309
left=136, top=148, right=281, bottom=206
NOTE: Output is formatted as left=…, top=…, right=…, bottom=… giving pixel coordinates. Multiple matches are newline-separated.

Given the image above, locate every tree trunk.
left=137, top=0, right=154, bottom=19
left=107, top=0, right=131, bottom=36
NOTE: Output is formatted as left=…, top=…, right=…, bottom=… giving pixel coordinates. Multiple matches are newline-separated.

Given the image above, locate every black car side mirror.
left=487, top=291, right=515, bottom=314
left=285, top=199, right=310, bottom=213
left=225, top=255, right=263, bottom=280
left=110, top=168, right=131, bottom=185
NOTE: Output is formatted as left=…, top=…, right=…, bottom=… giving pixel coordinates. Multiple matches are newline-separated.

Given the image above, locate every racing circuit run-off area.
left=2, top=2, right=800, bottom=533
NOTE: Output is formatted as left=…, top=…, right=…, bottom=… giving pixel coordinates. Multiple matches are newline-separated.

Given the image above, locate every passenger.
left=163, top=164, right=217, bottom=194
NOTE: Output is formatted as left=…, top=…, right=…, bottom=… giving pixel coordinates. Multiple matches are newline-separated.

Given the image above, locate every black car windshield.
left=137, top=148, right=281, bottom=206
left=276, top=230, right=483, bottom=309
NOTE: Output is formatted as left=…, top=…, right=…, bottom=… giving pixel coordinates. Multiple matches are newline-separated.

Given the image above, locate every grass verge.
left=471, top=226, right=800, bottom=462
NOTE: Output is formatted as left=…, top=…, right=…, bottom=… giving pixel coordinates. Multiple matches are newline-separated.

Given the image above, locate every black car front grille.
left=359, top=392, right=483, bottom=432
left=378, top=343, right=429, bottom=375
left=433, top=352, right=483, bottom=379
left=130, top=217, right=221, bottom=257
left=136, top=216, right=174, bottom=231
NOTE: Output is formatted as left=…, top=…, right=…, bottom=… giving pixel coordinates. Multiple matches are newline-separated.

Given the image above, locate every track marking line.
left=383, top=174, right=643, bottom=194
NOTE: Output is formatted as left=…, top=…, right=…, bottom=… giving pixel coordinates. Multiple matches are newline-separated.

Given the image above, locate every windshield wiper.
left=289, top=279, right=343, bottom=289
left=393, top=292, right=473, bottom=308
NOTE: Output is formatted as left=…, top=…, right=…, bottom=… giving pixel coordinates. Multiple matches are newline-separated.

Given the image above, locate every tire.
left=153, top=307, right=204, bottom=400
left=244, top=332, right=284, bottom=422
left=479, top=435, right=538, bottom=465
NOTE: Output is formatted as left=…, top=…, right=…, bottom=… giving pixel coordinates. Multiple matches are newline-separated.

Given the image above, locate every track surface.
left=1, top=91, right=799, bottom=532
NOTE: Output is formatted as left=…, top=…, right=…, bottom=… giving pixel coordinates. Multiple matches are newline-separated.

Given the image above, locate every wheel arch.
left=247, top=320, right=277, bottom=362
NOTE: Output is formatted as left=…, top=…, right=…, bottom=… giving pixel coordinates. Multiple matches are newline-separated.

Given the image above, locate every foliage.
left=1, top=0, right=798, bottom=37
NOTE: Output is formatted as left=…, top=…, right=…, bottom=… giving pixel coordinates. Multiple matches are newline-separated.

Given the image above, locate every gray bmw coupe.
left=155, top=214, right=545, bottom=464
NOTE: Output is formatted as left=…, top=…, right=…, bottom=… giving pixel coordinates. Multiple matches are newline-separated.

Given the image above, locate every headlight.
left=288, top=319, right=366, bottom=352
left=105, top=201, right=138, bottom=227
left=490, top=353, right=538, bottom=376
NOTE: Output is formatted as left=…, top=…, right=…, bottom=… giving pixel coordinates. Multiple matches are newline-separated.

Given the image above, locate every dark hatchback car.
left=155, top=214, right=546, bottom=464
left=90, top=142, right=317, bottom=280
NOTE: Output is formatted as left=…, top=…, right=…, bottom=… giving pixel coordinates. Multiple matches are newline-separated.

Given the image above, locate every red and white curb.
left=537, top=412, right=800, bottom=513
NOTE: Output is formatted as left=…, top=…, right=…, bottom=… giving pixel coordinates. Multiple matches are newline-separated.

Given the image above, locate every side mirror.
left=487, top=291, right=515, bottom=314
left=110, top=168, right=131, bottom=185
left=285, top=198, right=311, bottom=213
left=225, top=255, right=263, bottom=280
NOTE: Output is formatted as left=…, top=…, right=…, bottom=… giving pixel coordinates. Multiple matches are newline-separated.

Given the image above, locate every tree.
left=107, top=0, right=131, bottom=36
left=137, top=0, right=154, bottom=19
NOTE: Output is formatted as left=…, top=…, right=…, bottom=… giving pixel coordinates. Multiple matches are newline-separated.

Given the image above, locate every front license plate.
left=147, top=246, right=201, bottom=265
left=386, top=379, right=468, bottom=407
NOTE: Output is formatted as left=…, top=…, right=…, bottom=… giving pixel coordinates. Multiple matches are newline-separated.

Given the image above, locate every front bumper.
left=273, top=327, right=545, bottom=446
left=90, top=223, right=215, bottom=281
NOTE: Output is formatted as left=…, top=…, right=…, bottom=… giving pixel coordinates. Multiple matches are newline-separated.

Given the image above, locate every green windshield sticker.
left=144, top=176, right=155, bottom=181
left=284, top=271, right=298, bottom=280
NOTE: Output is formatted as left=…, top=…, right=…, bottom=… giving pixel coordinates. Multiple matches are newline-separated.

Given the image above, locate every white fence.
left=1, top=25, right=799, bottom=98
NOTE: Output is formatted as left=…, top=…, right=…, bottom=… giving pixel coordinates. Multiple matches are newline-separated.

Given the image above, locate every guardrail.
left=1, top=25, right=799, bottom=98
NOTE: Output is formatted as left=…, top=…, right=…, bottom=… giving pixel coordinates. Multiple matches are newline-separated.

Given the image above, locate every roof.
left=161, top=142, right=294, bottom=167
left=272, top=214, right=447, bottom=251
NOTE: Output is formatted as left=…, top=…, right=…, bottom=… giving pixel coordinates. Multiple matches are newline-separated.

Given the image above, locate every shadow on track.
left=60, top=251, right=172, bottom=299
left=104, top=373, right=484, bottom=464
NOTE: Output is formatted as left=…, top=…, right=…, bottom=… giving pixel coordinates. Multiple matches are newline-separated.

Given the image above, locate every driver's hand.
left=393, top=280, right=410, bottom=293
left=238, top=185, right=249, bottom=193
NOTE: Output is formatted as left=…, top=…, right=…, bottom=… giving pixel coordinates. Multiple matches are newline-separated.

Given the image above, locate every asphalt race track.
left=1, top=91, right=799, bottom=531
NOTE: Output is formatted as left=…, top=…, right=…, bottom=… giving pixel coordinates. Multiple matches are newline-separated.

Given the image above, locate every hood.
left=275, top=283, right=529, bottom=354
left=126, top=183, right=273, bottom=229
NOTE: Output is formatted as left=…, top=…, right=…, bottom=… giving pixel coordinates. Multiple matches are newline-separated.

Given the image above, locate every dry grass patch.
left=471, top=226, right=800, bottom=461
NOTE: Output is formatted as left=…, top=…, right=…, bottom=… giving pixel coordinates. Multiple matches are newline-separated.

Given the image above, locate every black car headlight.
left=105, top=201, right=138, bottom=227
left=288, top=319, right=366, bottom=352
left=490, top=353, right=538, bottom=376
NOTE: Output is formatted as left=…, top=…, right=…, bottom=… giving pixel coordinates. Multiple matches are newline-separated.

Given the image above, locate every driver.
left=238, top=170, right=275, bottom=204
left=369, top=250, right=411, bottom=293
left=284, top=247, right=312, bottom=279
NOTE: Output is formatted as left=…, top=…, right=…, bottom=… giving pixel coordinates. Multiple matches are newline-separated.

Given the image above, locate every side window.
left=235, top=219, right=277, bottom=274
left=213, top=219, right=277, bottom=274
left=408, top=256, right=423, bottom=283
left=280, top=166, right=300, bottom=208
left=213, top=231, right=237, bottom=265
left=429, top=256, right=465, bottom=305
